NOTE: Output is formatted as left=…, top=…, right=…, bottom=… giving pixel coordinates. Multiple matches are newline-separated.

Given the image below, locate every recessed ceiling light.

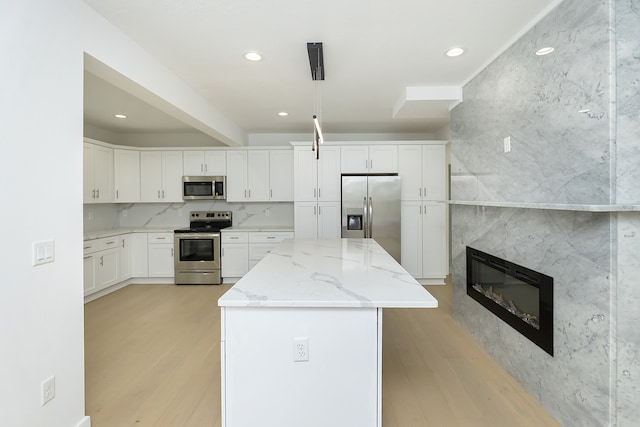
left=244, top=52, right=262, bottom=61
left=445, top=47, right=465, bottom=57
left=535, top=47, right=555, bottom=56
left=278, top=111, right=289, bottom=117
left=114, top=114, right=127, bottom=119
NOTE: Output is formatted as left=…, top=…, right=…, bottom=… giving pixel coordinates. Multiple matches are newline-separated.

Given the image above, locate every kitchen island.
left=218, top=238, right=438, bottom=427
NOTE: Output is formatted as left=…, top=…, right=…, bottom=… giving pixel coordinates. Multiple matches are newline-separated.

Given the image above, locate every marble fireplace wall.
left=450, top=0, right=639, bottom=425
left=450, top=206, right=611, bottom=426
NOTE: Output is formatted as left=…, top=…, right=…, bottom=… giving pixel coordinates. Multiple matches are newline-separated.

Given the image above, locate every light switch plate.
left=33, top=240, right=55, bottom=266
left=503, top=136, right=511, bottom=153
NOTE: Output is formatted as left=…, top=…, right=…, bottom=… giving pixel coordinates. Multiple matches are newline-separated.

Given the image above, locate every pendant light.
left=307, top=42, right=325, bottom=159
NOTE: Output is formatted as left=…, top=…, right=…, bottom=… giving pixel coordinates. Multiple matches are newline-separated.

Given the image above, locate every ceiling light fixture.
left=307, top=42, right=325, bottom=159
left=445, top=47, right=465, bottom=57
left=535, top=47, right=555, bottom=56
left=244, top=52, right=262, bottom=61
left=278, top=111, right=289, bottom=117
left=114, top=114, right=127, bottom=119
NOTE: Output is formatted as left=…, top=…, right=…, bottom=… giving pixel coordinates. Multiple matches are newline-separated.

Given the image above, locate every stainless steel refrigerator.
left=341, top=175, right=401, bottom=262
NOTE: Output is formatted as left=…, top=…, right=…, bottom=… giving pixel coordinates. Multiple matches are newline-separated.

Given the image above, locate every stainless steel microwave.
left=182, top=176, right=226, bottom=200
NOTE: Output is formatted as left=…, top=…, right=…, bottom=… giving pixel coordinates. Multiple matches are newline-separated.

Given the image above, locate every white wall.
left=0, top=1, right=88, bottom=426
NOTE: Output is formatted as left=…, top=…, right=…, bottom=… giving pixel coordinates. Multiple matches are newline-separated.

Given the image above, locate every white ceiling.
left=83, top=0, right=562, bottom=145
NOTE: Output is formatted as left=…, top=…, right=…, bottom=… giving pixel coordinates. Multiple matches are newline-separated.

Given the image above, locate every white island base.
left=219, top=239, right=437, bottom=427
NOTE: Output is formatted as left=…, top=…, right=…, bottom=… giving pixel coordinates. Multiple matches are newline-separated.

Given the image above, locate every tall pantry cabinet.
left=293, top=146, right=341, bottom=239
left=398, top=144, right=448, bottom=282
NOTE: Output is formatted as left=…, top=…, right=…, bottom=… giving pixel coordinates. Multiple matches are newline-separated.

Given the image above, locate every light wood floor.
left=84, top=283, right=559, bottom=427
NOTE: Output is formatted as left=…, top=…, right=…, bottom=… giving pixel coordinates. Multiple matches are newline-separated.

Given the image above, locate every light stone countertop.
left=83, top=227, right=178, bottom=241
left=218, top=238, right=438, bottom=309
left=221, top=226, right=294, bottom=233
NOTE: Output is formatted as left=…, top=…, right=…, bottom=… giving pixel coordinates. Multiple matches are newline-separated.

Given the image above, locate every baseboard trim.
left=75, top=415, right=91, bottom=427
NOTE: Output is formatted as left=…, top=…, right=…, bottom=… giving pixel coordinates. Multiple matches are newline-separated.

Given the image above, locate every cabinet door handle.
left=314, top=188, right=316, bottom=198
left=92, top=189, right=96, bottom=199
left=157, top=190, right=161, bottom=199
left=270, top=189, right=273, bottom=198
left=248, top=189, right=251, bottom=198
left=244, top=189, right=247, bottom=198
left=267, top=236, right=276, bottom=239
left=121, top=240, right=125, bottom=248
left=162, top=190, right=165, bottom=199
left=106, top=240, right=115, bottom=245
left=116, top=189, right=119, bottom=199
left=420, top=205, right=422, bottom=215
left=318, top=188, right=321, bottom=198
left=201, top=164, right=204, bottom=172
left=419, top=187, right=422, bottom=197
left=423, top=187, right=427, bottom=198
left=96, top=189, right=100, bottom=199
left=156, top=237, right=166, bottom=240
left=230, top=237, right=239, bottom=240
left=100, top=256, right=104, bottom=266
left=205, top=164, right=208, bottom=172
left=83, top=255, right=92, bottom=260
left=318, top=206, right=321, bottom=215
left=370, top=160, right=372, bottom=170
left=171, top=248, right=174, bottom=256
left=83, top=245, right=92, bottom=250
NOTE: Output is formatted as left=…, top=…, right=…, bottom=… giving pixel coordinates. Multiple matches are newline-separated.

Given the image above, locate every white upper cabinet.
left=294, top=146, right=341, bottom=202
left=183, top=150, right=226, bottom=176
left=140, top=151, right=183, bottom=202
left=269, top=150, right=293, bottom=201
left=398, top=144, right=447, bottom=201
left=340, top=145, right=398, bottom=174
left=83, top=142, right=114, bottom=204
left=227, top=149, right=292, bottom=202
left=114, top=149, right=140, bottom=203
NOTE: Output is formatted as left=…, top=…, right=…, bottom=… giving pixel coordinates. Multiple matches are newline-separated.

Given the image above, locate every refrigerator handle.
left=368, top=196, right=373, bottom=238
left=363, top=197, right=368, bottom=238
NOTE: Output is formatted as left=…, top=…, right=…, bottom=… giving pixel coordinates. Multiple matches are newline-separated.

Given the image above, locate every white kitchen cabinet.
left=268, top=150, right=293, bottom=201
left=140, top=151, right=183, bottom=202
left=227, top=150, right=269, bottom=202
left=83, top=236, right=121, bottom=293
left=83, top=253, right=97, bottom=296
left=114, top=149, right=140, bottom=203
left=147, top=232, right=174, bottom=277
left=248, top=231, right=294, bottom=269
left=183, top=150, right=226, bottom=176
left=398, top=144, right=447, bottom=201
left=293, top=145, right=341, bottom=202
left=119, top=234, right=132, bottom=281
left=221, top=231, right=249, bottom=278
left=340, top=145, right=398, bottom=174
left=131, top=233, right=149, bottom=277
left=83, top=142, right=113, bottom=203
left=401, top=201, right=447, bottom=280
left=294, top=201, right=341, bottom=239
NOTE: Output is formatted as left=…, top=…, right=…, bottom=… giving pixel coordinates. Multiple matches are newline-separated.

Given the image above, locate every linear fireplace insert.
left=466, top=247, right=554, bottom=356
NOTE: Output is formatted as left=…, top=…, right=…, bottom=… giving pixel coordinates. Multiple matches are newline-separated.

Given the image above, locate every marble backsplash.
left=83, top=201, right=294, bottom=232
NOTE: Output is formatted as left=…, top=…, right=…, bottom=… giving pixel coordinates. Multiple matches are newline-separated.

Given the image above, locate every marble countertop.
left=222, top=226, right=294, bottom=232
left=83, top=227, right=178, bottom=240
left=218, top=238, right=438, bottom=309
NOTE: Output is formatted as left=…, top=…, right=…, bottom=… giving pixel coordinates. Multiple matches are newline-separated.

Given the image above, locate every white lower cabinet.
left=401, top=201, right=447, bottom=280
left=294, top=202, right=341, bottom=239
left=147, top=233, right=174, bottom=278
left=119, top=234, right=132, bottom=281
left=83, top=236, right=121, bottom=296
left=131, top=233, right=149, bottom=277
left=248, top=231, right=294, bottom=270
left=221, top=232, right=249, bottom=279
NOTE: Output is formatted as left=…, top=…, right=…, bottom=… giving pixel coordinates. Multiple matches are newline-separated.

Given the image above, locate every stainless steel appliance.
left=182, top=176, right=226, bottom=200
left=174, top=211, right=232, bottom=285
left=341, top=175, right=401, bottom=262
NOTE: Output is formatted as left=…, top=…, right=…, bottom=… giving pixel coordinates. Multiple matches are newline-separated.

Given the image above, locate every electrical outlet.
left=33, top=240, right=55, bottom=266
left=41, top=376, right=55, bottom=406
left=293, top=337, right=309, bottom=362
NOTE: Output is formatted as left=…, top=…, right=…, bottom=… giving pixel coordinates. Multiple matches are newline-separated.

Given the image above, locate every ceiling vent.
left=307, top=42, right=324, bottom=80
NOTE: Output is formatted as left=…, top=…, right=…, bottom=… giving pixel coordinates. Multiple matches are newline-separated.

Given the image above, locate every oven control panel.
left=190, top=211, right=232, bottom=220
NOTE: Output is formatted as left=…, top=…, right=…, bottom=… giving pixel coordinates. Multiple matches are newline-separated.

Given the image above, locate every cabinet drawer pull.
left=266, top=236, right=276, bottom=239
left=96, top=189, right=100, bottom=199
left=230, top=237, right=239, bottom=240
left=156, top=237, right=166, bottom=240
left=83, top=245, right=92, bottom=250
left=100, top=256, right=104, bottom=266
left=106, top=241, right=116, bottom=245
left=158, top=190, right=161, bottom=199
left=83, top=255, right=92, bottom=260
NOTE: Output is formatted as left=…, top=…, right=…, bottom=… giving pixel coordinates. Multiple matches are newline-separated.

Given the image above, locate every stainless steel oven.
left=174, top=211, right=232, bottom=285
